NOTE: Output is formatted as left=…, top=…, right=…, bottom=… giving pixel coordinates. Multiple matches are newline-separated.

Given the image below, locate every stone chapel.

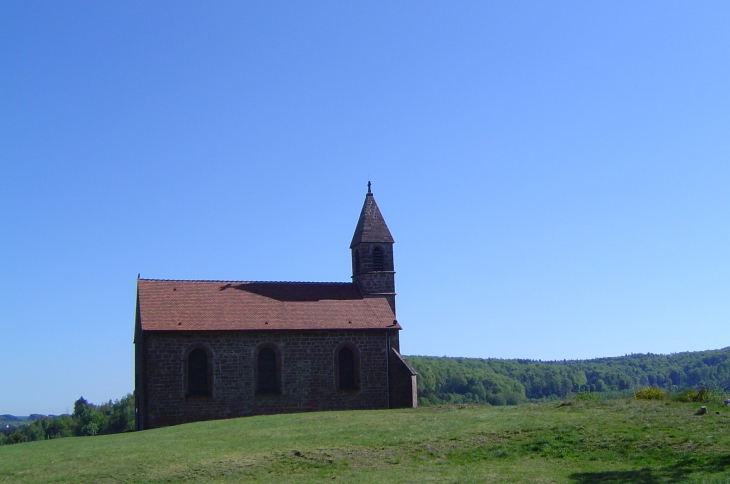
left=134, top=185, right=417, bottom=429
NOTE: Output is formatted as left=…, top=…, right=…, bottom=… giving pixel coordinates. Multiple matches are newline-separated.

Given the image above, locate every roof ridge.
left=138, top=278, right=356, bottom=285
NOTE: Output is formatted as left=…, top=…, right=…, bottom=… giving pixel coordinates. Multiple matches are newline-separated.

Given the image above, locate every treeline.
left=408, top=347, right=730, bottom=406
left=0, top=395, right=134, bottom=445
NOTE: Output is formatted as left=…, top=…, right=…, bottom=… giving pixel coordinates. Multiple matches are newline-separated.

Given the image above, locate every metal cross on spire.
left=367, top=181, right=371, bottom=194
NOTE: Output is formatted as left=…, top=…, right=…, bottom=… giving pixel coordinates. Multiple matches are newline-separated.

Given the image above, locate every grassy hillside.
left=2, top=399, right=730, bottom=483
left=409, top=347, right=730, bottom=405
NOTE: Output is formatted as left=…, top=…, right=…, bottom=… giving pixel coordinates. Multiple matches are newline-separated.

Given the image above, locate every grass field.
left=1, top=399, right=729, bottom=483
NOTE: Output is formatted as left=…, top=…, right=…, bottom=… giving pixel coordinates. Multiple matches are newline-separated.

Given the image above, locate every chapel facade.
left=134, top=186, right=417, bottom=429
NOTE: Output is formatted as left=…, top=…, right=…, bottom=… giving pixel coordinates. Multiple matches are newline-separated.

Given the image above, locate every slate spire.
left=350, top=182, right=396, bottom=315
left=350, top=183, right=394, bottom=249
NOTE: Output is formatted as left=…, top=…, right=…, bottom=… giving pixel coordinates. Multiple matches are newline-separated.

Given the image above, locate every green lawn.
left=1, top=399, right=729, bottom=483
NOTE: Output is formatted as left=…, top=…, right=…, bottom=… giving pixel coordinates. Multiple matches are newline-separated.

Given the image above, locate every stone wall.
left=389, top=348, right=418, bottom=408
left=138, top=329, right=395, bottom=429
left=351, top=242, right=396, bottom=314
left=357, top=272, right=396, bottom=314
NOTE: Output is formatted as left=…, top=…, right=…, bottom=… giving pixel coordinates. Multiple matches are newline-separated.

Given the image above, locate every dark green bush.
left=673, top=387, right=699, bottom=402
left=487, top=394, right=506, bottom=406
left=574, top=390, right=599, bottom=401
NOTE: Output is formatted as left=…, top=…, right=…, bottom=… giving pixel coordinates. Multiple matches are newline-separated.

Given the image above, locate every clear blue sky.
left=2, top=2, right=729, bottom=415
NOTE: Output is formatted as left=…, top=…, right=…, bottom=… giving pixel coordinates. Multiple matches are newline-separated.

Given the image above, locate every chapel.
left=134, top=185, right=417, bottom=429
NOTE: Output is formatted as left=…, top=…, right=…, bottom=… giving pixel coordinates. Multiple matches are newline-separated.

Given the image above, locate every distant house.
left=134, top=186, right=417, bottom=429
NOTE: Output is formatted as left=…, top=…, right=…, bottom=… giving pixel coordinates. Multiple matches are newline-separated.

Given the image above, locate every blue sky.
left=2, top=2, right=729, bottom=415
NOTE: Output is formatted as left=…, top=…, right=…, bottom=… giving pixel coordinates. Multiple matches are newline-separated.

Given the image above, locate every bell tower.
left=350, top=182, right=396, bottom=314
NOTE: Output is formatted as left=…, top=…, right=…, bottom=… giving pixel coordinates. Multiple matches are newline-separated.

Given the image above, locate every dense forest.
left=409, top=347, right=730, bottom=406
left=0, top=395, right=134, bottom=445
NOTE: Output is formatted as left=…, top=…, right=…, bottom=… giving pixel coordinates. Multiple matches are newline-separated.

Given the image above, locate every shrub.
left=695, top=387, right=710, bottom=403
left=633, top=387, right=665, bottom=400
left=504, top=392, right=521, bottom=406
left=673, top=387, right=698, bottom=402
left=487, top=394, right=506, bottom=406
left=575, top=390, right=599, bottom=401
left=672, top=386, right=728, bottom=403
left=81, top=422, right=99, bottom=436
left=695, top=386, right=729, bottom=403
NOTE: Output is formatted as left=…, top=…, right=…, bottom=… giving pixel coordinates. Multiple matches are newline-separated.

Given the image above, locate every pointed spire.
left=350, top=184, right=394, bottom=248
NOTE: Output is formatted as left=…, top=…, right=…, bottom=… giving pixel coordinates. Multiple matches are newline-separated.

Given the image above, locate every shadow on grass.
left=569, top=455, right=730, bottom=483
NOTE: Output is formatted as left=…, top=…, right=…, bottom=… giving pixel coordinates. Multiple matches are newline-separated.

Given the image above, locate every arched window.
left=338, top=347, right=356, bottom=390
left=188, top=348, right=210, bottom=396
left=257, top=347, right=278, bottom=393
left=372, top=247, right=384, bottom=271
left=354, top=250, right=360, bottom=275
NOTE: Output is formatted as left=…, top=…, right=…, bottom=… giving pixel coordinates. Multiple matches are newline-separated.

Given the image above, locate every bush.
left=673, top=387, right=699, bottom=402
left=672, top=386, right=728, bottom=403
left=574, top=390, right=599, bottom=401
left=695, top=387, right=710, bottom=402
left=81, top=423, right=99, bottom=436
left=487, top=394, right=506, bottom=406
left=633, top=387, right=665, bottom=400
left=8, top=431, right=23, bottom=444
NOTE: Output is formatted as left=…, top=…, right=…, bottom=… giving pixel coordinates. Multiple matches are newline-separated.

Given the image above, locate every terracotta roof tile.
left=137, top=279, right=400, bottom=331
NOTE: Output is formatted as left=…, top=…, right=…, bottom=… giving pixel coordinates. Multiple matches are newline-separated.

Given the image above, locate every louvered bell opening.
left=372, top=247, right=384, bottom=271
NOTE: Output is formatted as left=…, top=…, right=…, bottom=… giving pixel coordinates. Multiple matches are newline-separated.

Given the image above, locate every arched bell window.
left=354, top=250, right=360, bottom=275
left=372, top=247, right=384, bottom=271
left=256, top=346, right=280, bottom=394
left=187, top=347, right=211, bottom=397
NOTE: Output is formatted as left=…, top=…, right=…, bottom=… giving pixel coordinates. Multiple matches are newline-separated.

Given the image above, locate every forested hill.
left=407, top=347, right=730, bottom=406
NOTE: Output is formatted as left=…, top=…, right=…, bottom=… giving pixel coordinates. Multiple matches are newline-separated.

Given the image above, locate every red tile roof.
left=137, top=279, right=400, bottom=331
